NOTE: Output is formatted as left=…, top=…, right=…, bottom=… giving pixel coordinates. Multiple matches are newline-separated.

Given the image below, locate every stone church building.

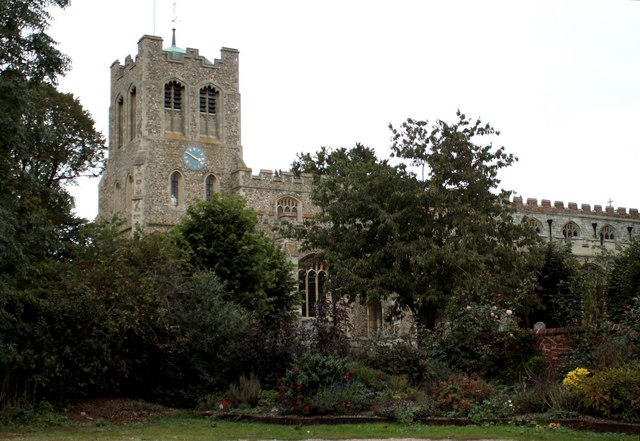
left=98, top=35, right=640, bottom=337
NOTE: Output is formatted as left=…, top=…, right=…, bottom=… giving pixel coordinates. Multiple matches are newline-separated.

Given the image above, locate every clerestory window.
left=562, top=222, right=580, bottom=239
left=521, top=216, right=543, bottom=235
left=600, top=225, right=615, bottom=241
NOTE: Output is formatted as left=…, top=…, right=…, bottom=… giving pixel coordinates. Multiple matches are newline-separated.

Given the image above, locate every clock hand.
left=186, top=152, right=199, bottom=161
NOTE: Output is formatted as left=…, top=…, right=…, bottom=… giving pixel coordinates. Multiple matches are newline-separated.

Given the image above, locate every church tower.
left=98, top=34, right=244, bottom=233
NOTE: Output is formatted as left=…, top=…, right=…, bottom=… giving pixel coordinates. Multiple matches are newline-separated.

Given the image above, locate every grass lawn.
left=0, top=415, right=637, bottom=441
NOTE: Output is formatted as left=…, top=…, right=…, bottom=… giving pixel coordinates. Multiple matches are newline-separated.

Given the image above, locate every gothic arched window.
left=164, top=80, right=184, bottom=133
left=562, top=221, right=580, bottom=239
left=368, top=300, right=383, bottom=336
left=205, top=174, right=218, bottom=200
left=276, top=196, right=300, bottom=223
left=199, top=86, right=217, bottom=114
left=521, top=216, right=543, bottom=235
left=298, top=259, right=327, bottom=318
left=128, top=86, right=137, bottom=141
left=600, top=225, right=615, bottom=241
left=115, top=95, right=124, bottom=149
left=170, top=171, right=182, bottom=207
left=199, top=85, right=219, bottom=137
left=164, top=81, right=183, bottom=109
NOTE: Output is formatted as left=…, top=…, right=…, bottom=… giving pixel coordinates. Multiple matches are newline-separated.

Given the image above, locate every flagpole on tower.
left=152, top=0, right=157, bottom=35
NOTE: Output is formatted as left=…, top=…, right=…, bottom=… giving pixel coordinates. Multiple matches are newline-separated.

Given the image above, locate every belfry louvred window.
left=199, top=86, right=217, bottom=114
left=164, top=81, right=182, bottom=110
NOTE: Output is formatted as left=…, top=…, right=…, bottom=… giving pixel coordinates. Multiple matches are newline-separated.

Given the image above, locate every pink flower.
left=506, top=309, right=513, bottom=315
left=466, top=305, right=472, bottom=311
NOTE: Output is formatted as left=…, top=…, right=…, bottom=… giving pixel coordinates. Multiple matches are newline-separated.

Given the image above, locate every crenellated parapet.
left=231, top=167, right=314, bottom=189
left=110, top=35, right=239, bottom=81
left=512, top=196, right=640, bottom=219
left=512, top=196, right=640, bottom=258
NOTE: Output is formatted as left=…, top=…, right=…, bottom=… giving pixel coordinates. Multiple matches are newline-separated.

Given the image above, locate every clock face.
left=183, top=146, right=206, bottom=171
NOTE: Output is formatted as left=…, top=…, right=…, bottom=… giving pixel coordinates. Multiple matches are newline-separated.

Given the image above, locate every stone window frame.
left=367, top=300, right=383, bottom=336
left=128, top=85, right=137, bottom=142
left=169, top=171, right=183, bottom=207
left=204, top=174, right=219, bottom=200
left=521, top=216, right=544, bottom=235
left=298, top=257, right=327, bottom=318
left=199, top=85, right=218, bottom=114
left=197, top=82, right=221, bottom=138
left=599, top=224, right=615, bottom=241
left=114, top=181, right=122, bottom=214
left=562, top=221, right=580, bottom=239
left=125, top=173, right=134, bottom=214
left=163, top=79, right=186, bottom=134
left=276, top=196, right=302, bottom=223
left=164, top=80, right=183, bottom=110
left=115, top=94, right=124, bottom=149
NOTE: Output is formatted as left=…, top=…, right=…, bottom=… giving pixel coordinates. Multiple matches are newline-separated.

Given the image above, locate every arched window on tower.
left=205, top=174, right=218, bottom=200
left=114, top=181, right=122, bottom=214
left=199, top=85, right=219, bottom=138
left=126, top=174, right=134, bottom=214
left=115, top=95, right=124, bottom=149
left=128, top=86, right=136, bottom=141
left=562, top=221, right=580, bottom=239
left=276, top=196, right=300, bottom=223
left=164, top=80, right=184, bottom=133
left=521, top=216, right=543, bottom=235
left=170, top=171, right=182, bottom=207
left=298, top=259, right=327, bottom=318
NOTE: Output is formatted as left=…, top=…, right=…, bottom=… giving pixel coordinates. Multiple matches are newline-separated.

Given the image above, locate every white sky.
left=49, top=0, right=640, bottom=220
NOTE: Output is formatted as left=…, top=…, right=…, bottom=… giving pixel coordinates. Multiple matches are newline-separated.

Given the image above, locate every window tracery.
left=276, top=196, right=300, bottom=222
left=600, top=225, right=615, bottom=241
left=562, top=221, right=580, bottom=239
left=298, top=259, right=327, bottom=318
left=521, top=216, right=543, bottom=235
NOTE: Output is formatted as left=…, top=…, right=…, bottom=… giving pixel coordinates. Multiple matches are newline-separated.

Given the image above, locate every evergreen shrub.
left=576, top=364, right=640, bottom=423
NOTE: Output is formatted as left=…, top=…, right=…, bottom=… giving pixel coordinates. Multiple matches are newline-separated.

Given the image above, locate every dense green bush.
left=0, top=223, right=256, bottom=408
left=278, top=353, right=378, bottom=415
left=424, top=303, right=539, bottom=381
left=360, top=339, right=427, bottom=384
left=575, top=364, right=640, bottom=422
left=433, top=375, right=495, bottom=417
left=607, top=238, right=640, bottom=321
left=278, top=352, right=349, bottom=413
left=173, top=195, right=297, bottom=321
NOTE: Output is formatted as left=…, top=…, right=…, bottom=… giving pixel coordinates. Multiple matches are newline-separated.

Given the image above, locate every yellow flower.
left=562, top=367, right=590, bottom=389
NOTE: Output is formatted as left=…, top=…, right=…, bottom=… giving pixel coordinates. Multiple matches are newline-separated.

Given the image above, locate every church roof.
left=163, top=44, right=187, bottom=60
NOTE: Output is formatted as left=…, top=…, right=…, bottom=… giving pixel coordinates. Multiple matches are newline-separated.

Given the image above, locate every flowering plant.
left=218, top=400, right=232, bottom=411
left=562, top=367, right=590, bottom=389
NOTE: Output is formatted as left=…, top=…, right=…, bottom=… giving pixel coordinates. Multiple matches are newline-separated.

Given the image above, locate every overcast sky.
left=49, top=0, right=640, bottom=220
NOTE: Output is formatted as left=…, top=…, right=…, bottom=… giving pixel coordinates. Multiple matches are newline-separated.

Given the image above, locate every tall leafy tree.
left=608, top=237, right=640, bottom=321
left=292, top=112, right=537, bottom=334
left=173, top=194, right=297, bottom=321
left=0, top=0, right=105, bottom=286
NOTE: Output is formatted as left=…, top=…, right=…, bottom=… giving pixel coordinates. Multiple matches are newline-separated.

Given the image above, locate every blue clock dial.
left=183, top=146, right=206, bottom=171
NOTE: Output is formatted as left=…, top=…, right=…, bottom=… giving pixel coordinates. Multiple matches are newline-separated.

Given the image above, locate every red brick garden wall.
left=533, top=327, right=584, bottom=366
